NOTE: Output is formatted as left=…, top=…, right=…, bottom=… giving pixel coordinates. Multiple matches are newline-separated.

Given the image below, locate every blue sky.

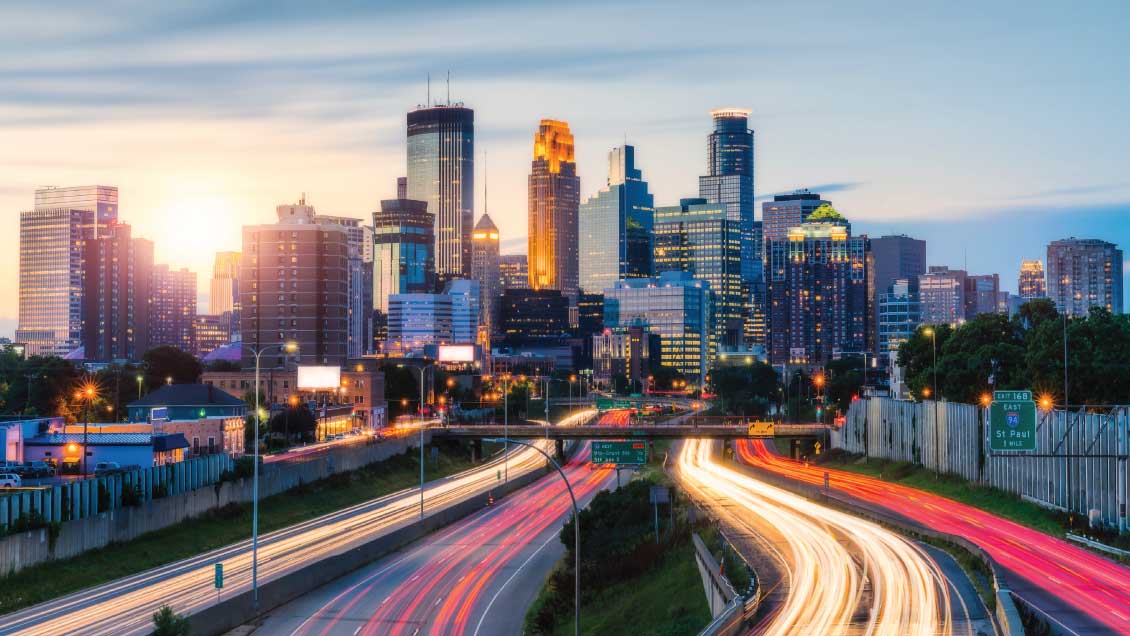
left=1, top=1, right=1128, bottom=337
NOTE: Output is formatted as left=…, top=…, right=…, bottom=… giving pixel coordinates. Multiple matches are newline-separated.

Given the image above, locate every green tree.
left=824, top=357, right=864, bottom=412
left=648, top=365, right=686, bottom=391
left=898, top=323, right=954, bottom=399
left=381, top=364, right=419, bottom=419
left=268, top=405, right=317, bottom=441
left=933, top=313, right=1025, bottom=403
left=142, top=346, right=203, bottom=388
left=151, top=605, right=190, bottom=636
left=0, top=355, right=82, bottom=417
left=709, top=363, right=779, bottom=416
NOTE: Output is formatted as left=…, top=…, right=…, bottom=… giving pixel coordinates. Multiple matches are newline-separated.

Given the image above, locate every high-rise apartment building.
left=765, top=205, right=869, bottom=366
left=191, top=314, right=230, bottom=358
left=499, top=255, right=529, bottom=290
left=1018, top=260, right=1046, bottom=299
left=17, top=185, right=119, bottom=356
left=918, top=266, right=967, bottom=325
left=150, top=264, right=197, bottom=351
left=241, top=196, right=349, bottom=368
left=407, top=105, right=474, bottom=282
left=761, top=190, right=830, bottom=242
left=318, top=214, right=372, bottom=358
left=603, top=272, right=712, bottom=384
left=654, top=198, right=743, bottom=352
left=1046, top=238, right=1124, bottom=316
left=82, top=222, right=153, bottom=361
left=528, top=120, right=580, bottom=299
left=578, top=145, right=655, bottom=293
left=373, top=178, right=436, bottom=316
left=470, top=214, right=501, bottom=335
left=877, top=278, right=921, bottom=356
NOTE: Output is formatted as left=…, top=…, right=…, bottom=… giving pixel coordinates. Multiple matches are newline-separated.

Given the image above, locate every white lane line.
left=472, top=520, right=564, bottom=636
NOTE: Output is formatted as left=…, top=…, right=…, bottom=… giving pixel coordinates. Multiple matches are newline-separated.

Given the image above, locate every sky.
left=2, top=0, right=1129, bottom=339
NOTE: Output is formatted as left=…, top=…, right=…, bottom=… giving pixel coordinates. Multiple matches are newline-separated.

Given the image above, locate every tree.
left=268, top=405, right=317, bottom=441
left=648, top=365, right=686, bottom=391
left=381, top=364, right=419, bottom=419
left=0, top=354, right=82, bottom=417
left=710, top=363, right=779, bottom=416
left=898, top=323, right=954, bottom=399
left=151, top=605, right=190, bottom=636
left=142, top=346, right=203, bottom=388
left=824, top=357, right=864, bottom=412
left=933, top=313, right=1025, bottom=404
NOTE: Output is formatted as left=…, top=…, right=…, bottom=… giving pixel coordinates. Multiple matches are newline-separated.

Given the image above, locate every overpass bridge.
left=428, top=422, right=828, bottom=440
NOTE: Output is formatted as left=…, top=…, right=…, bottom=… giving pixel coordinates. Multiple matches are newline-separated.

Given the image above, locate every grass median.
left=0, top=440, right=479, bottom=614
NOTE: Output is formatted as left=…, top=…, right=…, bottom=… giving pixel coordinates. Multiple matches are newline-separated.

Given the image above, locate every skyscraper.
left=407, top=105, right=474, bottom=283
left=318, top=214, right=372, bottom=358
left=499, top=255, right=529, bottom=290
left=964, top=273, right=1002, bottom=319
left=150, top=264, right=197, bottom=351
left=373, top=178, right=436, bottom=314
left=82, top=222, right=153, bottom=361
left=654, top=198, right=743, bottom=353
left=578, top=145, right=655, bottom=293
left=762, top=190, right=831, bottom=242
left=241, top=196, right=349, bottom=368
left=1018, top=260, right=1047, bottom=299
left=603, top=272, right=712, bottom=384
left=698, top=109, right=754, bottom=272
left=210, top=251, right=241, bottom=340
left=878, top=278, right=921, bottom=356
left=765, top=205, right=869, bottom=366
left=1046, top=238, right=1124, bottom=316
left=870, top=235, right=926, bottom=353
left=528, top=119, right=580, bottom=299
left=17, top=185, right=118, bottom=356
left=470, top=214, right=501, bottom=335
left=918, top=266, right=967, bottom=325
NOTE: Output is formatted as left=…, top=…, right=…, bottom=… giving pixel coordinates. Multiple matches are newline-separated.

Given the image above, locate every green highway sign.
left=592, top=440, right=647, bottom=465
left=990, top=390, right=1036, bottom=451
left=214, top=563, right=223, bottom=589
left=595, top=398, right=614, bottom=411
left=614, top=399, right=632, bottom=409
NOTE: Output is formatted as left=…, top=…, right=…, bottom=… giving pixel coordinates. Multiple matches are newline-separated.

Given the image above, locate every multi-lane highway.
left=258, top=411, right=630, bottom=636
left=737, top=439, right=1130, bottom=636
left=677, top=439, right=987, bottom=636
left=0, top=420, right=574, bottom=636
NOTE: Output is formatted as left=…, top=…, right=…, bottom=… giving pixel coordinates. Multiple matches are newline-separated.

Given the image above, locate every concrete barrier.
left=186, top=462, right=549, bottom=636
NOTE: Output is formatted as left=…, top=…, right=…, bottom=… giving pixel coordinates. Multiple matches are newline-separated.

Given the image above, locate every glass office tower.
left=373, top=178, right=436, bottom=313
left=407, top=105, right=474, bottom=283
left=578, top=145, right=655, bottom=294
left=698, top=109, right=754, bottom=280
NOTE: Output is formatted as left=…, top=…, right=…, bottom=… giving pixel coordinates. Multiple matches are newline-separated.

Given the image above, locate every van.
left=0, top=473, right=21, bottom=488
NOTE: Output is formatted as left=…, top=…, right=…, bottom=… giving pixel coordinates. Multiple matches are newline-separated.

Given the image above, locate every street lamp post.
left=239, top=341, right=298, bottom=610
left=923, top=327, right=940, bottom=479
left=399, top=362, right=432, bottom=519
left=484, top=437, right=581, bottom=636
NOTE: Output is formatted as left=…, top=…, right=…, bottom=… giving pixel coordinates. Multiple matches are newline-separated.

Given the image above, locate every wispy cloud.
left=755, top=182, right=864, bottom=201
left=1007, top=182, right=1130, bottom=201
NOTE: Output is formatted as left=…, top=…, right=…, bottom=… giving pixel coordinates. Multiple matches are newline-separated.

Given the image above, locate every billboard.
left=297, top=365, right=342, bottom=389
left=438, top=344, right=475, bottom=362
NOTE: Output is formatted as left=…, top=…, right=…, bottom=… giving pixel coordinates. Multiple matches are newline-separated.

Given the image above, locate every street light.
left=484, top=437, right=581, bottom=636
left=136, top=374, right=143, bottom=400
left=398, top=361, right=433, bottom=520
left=238, top=340, right=298, bottom=610
left=922, top=327, right=940, bottom=479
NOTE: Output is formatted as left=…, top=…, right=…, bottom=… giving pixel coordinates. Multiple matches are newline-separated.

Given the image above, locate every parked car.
left=27, top=461, right=56, bottom=477
left=93, top=461, right=122, bottom=476
left=0, top=473, right=21, bottom=488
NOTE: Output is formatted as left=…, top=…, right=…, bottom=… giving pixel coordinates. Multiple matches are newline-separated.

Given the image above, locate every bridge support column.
left=554, top=439, right=565, bottom=463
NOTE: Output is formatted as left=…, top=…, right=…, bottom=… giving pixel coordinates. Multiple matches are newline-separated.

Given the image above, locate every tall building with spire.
left=471, top=213, right=501, bottom=335
left=407, top=103, right=474, bottom=283
left=578, top=145, right=655, bottom=293
left=528, top=119, right=580, bottom=299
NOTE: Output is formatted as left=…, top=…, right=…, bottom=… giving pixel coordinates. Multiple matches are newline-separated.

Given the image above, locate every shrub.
left=151, top=604, right=190, bottom=636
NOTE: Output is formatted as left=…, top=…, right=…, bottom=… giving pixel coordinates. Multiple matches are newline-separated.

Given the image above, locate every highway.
left=737, top=439, right=1130, bottom=636
left=0, top=416, right=584, bottom=636
left=258, top=411, right=630, bottom=636
left=677, top=439, right=983, bottom=636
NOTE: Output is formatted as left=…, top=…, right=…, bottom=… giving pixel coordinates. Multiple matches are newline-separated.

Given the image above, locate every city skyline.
left=2, top=2, right=1129, bottom=339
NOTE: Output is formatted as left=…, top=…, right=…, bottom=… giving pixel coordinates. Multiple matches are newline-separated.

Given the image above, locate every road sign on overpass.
left=592, top=440, right=647, bottom=464
left=990, top=389, right=1036, bottom=452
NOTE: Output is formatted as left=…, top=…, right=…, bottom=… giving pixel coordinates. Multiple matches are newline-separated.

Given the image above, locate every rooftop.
left=128, top=383, right=246, bottom=409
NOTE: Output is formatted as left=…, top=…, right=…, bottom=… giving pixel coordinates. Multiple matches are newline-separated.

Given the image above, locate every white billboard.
left=297, top=365, right=342, bottom=389
left=438, top=344, right=475, bottom=362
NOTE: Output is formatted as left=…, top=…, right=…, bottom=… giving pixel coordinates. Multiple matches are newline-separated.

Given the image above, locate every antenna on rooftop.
left=427, top=73, right=431, bottom=107
left=446, top=70, right=451, bottom=106
left=483, top=148, right=489, bottom=215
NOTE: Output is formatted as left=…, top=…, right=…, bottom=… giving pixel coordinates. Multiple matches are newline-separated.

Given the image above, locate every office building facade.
left=528, top=120, right=580, bottom=299
left=1046, top=238, right=1124, bottom=316
left=698, top=109, right=755, bottom=280
left=17, top=186, right=119, bottom=356
left=241, top=196, right=350, bottom=368
left=578, top=145, right=655, bottom=293
left=210, top=251, right=241, bottom=340
left=964, top=273, right=1002, bottom=319
left=603, top=272, right=711, bottom=384
left=407, top=105, right=474, bottom=282
left=654, top=198, right=743, bottom=352
left=500, top=289, right=570, bottom=340
left=592, top=326, right=658, bottom=390
left=1018, top=260, right=1046, bottom=299
left=877, top=278, right=921, bottom=356
left=765, top=206, right=869, bottom=366
left=499, top=255, right=529, bottom=290
left=373, top=178, right=436, bottom=313
left=918, top=266, right=967, bottom=325
left=761, top=190, right=830, bottom=242
left=82, top=222, right=154, bottom=361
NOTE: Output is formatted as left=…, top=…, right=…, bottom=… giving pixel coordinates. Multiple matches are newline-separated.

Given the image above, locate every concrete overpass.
left=428, top=422, right=828, bottom=440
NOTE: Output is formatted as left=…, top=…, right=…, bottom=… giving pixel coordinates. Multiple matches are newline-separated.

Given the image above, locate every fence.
left=0, top=435, right=427, bottom=575
left=832, top=398, right=1129, bottom=530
